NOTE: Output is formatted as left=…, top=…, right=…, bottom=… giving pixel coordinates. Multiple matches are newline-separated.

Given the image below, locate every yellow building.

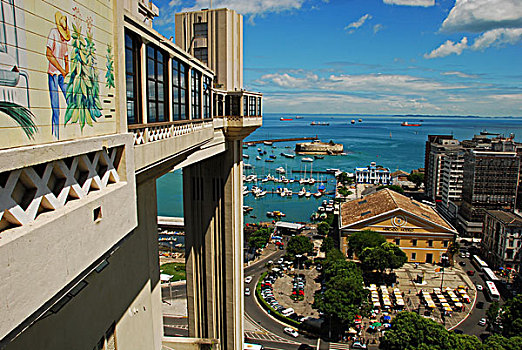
left=339, top=189, right=457, bottom=264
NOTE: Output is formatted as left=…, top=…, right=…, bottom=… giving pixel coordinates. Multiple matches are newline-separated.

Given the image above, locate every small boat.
left=302, top=157, right=314, bottom=162
left=358, top=118, right=362, bottom=122
left=480, top=130, right=500, bottom=136
left=295, top=116, right=303, bottom=119
left=264, top=141, right=273, bottom=146
left=305, top=191, right=312, bottom=198
left=269, top=155, right=277, bottom=159
left=257, top=148, right=261, bottom=152
left=314, top=155, right=324, bottom=159
left=256, top=156, right=261, bottom=160
left=275, top=167, right=285, bottom=174
left=265, top=159, right=274, bottom=163
left=243, top=164, right=253, bottom=169
left=318, top=184, right=325, bottom=192
left=243, top=144, right=249, bottom=149
left=314, top=192, right=322, bottom=198
left=401, top=122, right=421, bottom=126
left=310, top=121, right=329, bottom=126
left=326, top=168, right=340, bottom=173
left=243, top=154, right=249, bottom=158
left=351, top=120, right=355, bottom=124
left=280, top=117, right=293, bottom=121
left=282, top=153, right=295, bottom=159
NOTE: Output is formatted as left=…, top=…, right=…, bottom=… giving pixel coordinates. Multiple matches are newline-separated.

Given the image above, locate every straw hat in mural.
left=54, top=11, right=70, bottom=41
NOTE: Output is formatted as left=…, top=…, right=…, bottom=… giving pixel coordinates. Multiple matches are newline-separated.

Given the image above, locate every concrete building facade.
left=0, top=1, right=261, bottom=349
left=339, top=189, right=457, bottom=264
left=355, top=162, right=391, bottom=185
left=482, top=210, right=522, bottom=273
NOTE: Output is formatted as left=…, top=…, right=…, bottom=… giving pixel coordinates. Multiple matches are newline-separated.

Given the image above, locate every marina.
left=157, top=114, right=522, bottom=223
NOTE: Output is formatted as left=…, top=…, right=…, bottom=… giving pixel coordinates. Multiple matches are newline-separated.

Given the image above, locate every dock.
left=291, top=170, right=331, bottom=175
left=246, top=136, right=318, bottom=145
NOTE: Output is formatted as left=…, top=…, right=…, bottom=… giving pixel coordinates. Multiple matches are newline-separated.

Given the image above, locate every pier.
left=245, top=136, right=318, bottom=145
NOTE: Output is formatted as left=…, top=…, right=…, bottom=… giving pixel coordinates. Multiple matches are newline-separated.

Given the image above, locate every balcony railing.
left=129, top=119, right=214, bottom=146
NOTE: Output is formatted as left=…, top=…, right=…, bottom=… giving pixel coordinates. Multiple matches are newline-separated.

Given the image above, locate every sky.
left=153, top=0, right=522, bottom=117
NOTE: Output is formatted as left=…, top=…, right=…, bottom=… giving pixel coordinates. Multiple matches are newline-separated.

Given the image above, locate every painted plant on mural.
left=64, top=7, right=102, bottom=131
left=105, top=43, right=115, bottom=89
left=0, top=0, right=37, bottom=139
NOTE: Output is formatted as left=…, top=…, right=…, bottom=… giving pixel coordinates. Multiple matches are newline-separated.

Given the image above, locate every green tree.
left=287, top=235, right=314, bottom=257
left=487, top=301, right=500, bottom=327
left=321, top=236, right=335, bottom=253
left=247, top=227, right=272, bottom=250
left=380, top=311, right=482, bottom=350
left=317, top=221, right=331, bottom=236
left=501, top=295, right=522, bottom=337
left=483, top=335, right=522, bottom=350
left=314, top=259, right=369, bottom=336
left=348, top=230, right=386, bottom=257
left=337, top=172, right=353, bottom=185
left=408, top=172, right=424, bottom=190
left=360, top=242, right=407, bottom=273
left=338, top=187, right=352, bottom=197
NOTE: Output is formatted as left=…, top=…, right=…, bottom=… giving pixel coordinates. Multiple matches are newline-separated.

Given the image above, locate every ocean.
left=157, top=114, right=522, bottom=223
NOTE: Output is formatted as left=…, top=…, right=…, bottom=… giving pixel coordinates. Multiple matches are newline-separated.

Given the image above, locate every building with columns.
left=0, top=1, right=260, bottom=349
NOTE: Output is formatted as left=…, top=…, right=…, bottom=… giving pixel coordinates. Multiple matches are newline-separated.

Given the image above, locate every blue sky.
left=153, top=0, right=522, bottom=116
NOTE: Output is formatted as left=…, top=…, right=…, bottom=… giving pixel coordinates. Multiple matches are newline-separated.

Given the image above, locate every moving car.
left=479, top=318, right=487, bottom=326
left=245, top=276, right=253, bottom=284
left=476, top=284, right=483, bottom=291
left=244, top=287, right=251, bottom=296
left=283, top=327, right=299, bottom=338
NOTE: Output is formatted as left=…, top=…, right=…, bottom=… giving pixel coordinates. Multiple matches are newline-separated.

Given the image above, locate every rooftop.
left=340, top=188, right=454, bottom=231
left=486, top=210, right=522, bottom=227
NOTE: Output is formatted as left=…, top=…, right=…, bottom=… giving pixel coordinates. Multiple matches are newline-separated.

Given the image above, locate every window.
left=412, top=239, right=417, bottom=247
left=203, top=76, right=211, bottom=119
left=249, top=96, right=256, bottom=116
left=194, top=22, right=208, bottom=38
left=146, top=44, right=167, bottom=123
left=256, top=97, right=262, bottom=116
left=395, top=239, right=400, bottom=246
left=172, top=58, right=187, bottom=120
left=443, top=240, right=449, bottom=248
left=194, top=47, right=208, bottom=64
left=125, top=31, right=141, bottom=125
left=243, top=96, right=248, bottom=116
left=411, top=252, right=416, bottom=261
left=428, top=240, right=433, bottom=247
left=191, top=69, right=201, bottom=119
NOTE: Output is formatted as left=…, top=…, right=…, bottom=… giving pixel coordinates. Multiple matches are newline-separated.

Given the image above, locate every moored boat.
left=302, top=157, right=314, bottom=162
left=401, top=122, right=421, bottom=126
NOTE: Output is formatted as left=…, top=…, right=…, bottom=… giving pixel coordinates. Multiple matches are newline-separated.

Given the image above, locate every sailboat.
left=298, top=188, right=306, bottom=197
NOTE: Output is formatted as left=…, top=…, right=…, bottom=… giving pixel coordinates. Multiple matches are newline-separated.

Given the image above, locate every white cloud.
left=471, top=28, right=522, bottom=50
left=373, top=24, right=384, bottom=34
left=441, top=0, right=522, bottom=33
left=441, top=71, right=478, bottom=79
left=424, top=37, right=468, bottom=59
left=182, top=0, right=305, bottom=17
left=345, top=14, right=372, bottom=31
left=383, top=0, right=434, bottom=7
left=257, top=72, right=467, bottom=93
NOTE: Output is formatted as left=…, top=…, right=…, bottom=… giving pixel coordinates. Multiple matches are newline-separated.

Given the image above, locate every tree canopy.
left=359, top=242, right=407, bottom=273
left=500, top=295, right=522, bottom=338
left=408, top=172, right=424, bottom=189
left=287, top=235, right=314, bottom=257
left=320, top=236, right=335, bottom=253
left=317, top=221, right=331, bottom=236
left=348, top=230, right=387, bottom=257
left=377, top=185, right=405, bottom=194
left=380, top=312, right=482, bottom=350
left=247, top=227, right=272, bottom=250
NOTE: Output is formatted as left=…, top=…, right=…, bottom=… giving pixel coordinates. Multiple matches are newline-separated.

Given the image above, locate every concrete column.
left=183, top=139, right=243, bottom=349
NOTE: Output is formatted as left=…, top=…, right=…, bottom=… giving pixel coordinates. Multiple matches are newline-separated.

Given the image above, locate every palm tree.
left=0, top=101, right=38, bottom=139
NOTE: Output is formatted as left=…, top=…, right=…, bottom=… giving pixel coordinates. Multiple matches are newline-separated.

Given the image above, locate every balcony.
left=213, top=90, right=263, bottom=139
left=130, top=119, right=215, bottom=173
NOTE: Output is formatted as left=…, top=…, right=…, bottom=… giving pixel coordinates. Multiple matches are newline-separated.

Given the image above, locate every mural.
left=63, top=7, right=102, bottom=132
left=0, top=0, right=37, bottom=139
left=0, top=0, right=116, bottom=148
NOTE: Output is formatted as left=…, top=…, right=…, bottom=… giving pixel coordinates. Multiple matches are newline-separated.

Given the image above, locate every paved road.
left=451, top=254, right=492, bottom=340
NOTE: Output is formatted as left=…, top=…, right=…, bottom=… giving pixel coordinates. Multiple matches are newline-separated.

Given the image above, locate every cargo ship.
left=280, top=117, right=293, bottom=121
left=401, top=122, right=421, bottom=126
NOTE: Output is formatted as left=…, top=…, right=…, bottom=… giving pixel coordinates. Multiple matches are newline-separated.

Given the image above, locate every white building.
left=355, top=162, right=391, bottom=185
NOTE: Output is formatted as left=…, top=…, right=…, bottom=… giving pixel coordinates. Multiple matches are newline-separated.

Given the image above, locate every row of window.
left=125, top=31, right=211, bottom=125
left=394, top=238, right=449, bottom=248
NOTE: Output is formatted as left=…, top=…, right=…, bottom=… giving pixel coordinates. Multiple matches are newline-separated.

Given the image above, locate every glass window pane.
left=147, top=46, right=155, bottom=58
left=173, top=89, right=179, bottom=103
left=126, top=77, right=134, bottom=97
left=127, top=101, right=135, bottom=122
left=157, top=61, right=163, bottom=81
left=157, top=82, right=164, bottom=102
left=125, top=34, right=132, bottom=49
left=148, top=102, right=156, bottom=122
left=125, top=49, right=133, bottom=74
left=158, top=102, right=165, bottom=121
left=180, top=105, right=186, bottom=119
left=148, top=80, right=156, bottom=100
left=148, top=59, right=155, bottom=79
left=180, top=89, right=185, bottom=102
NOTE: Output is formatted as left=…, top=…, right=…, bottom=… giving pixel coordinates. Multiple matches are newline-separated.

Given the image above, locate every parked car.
left=467, top=270, right=475, bottom=276
left=476, top=284, right=483, bottom=291
left=465, top=252, right=471, bottom=258
left=283, top=327, right=299, bottom=338
left=479, top=318, right=487, bottom=326
left=244, top=288, right=251, bottom=296
left=245, top=276, right=253, bottom=284
left=352, top=341, right=367, bottom=349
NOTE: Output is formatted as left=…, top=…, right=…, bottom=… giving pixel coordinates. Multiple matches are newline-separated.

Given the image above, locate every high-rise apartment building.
left=424, top=135, right=459, bottom=202
left=458, top=138, right=520, bottom=237
left=437, top=149, right=464, bottom=223
left=0, top=1, right=261, bottom=349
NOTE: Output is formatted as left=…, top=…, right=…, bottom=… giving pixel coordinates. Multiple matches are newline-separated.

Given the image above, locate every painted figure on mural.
left=46, top=11, right=70, bottom=139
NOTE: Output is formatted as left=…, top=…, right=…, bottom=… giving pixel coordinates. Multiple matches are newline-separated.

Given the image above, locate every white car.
left=244, top=288, right=251, bottom=296
left=478, top=318, right=487, bottom=326
left=352, top=342, right=367, bottom=349
left=476, top=284, right=483, bottom=291
left=283, top=327, right=299, bottom=338
left=245, top=276, right=253, bottom=284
